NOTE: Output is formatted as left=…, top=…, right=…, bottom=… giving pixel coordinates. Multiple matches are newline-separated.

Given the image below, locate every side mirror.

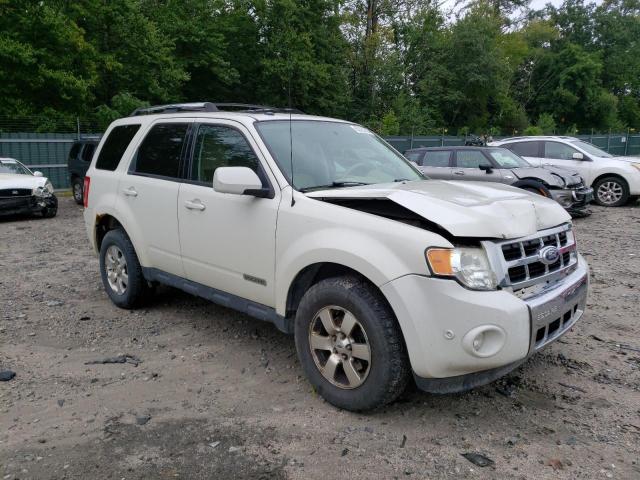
left=479, top=164, right=493, bottom=173
left=213, top=167, right=267, bottom=197
left=33, top=171, right=43, bottom=177
left=572, top=152, right=584, bottom=160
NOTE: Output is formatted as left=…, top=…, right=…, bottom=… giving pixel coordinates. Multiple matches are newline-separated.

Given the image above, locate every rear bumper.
left=382, top=255, right=589, bottom=390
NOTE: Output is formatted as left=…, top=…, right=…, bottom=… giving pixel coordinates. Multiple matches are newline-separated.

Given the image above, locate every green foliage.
left=379, top=110, right=400, bottom=135
left=536, top=113, right=556, bottom=134
left=524, top=125, right=543, bottom=135
left=0, top=0, right=638, bottom=133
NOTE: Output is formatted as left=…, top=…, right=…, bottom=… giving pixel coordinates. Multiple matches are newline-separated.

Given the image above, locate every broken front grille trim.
left=482, top=223, right=578, bottom=294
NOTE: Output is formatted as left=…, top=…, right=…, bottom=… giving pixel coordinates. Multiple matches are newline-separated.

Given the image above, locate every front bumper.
left=0, top=193, right=57, bottom=216
left=381, top=254, right=589, bottom=391
left=550, top=186, right=593, bottom=213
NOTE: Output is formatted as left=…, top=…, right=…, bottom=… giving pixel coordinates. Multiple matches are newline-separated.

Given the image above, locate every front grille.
left=487, top=224, right=578, bottom=291
left=0, top=188, right=31, bottom=197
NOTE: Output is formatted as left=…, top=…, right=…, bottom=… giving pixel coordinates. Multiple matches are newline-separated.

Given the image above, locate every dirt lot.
left=1, top=197, right=639, bottom=479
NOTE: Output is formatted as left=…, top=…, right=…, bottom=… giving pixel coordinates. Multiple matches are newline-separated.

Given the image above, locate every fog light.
left=462, top=326, right=506, bottom=358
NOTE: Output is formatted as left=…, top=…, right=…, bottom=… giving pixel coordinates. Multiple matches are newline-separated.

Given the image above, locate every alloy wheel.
left=597, top=181, right=623, bottom=205
left=105, top=245, right=128, bottom=295
left=308, top=306, right=371, bottom=389
left=73, top=182, right=82, bottom=202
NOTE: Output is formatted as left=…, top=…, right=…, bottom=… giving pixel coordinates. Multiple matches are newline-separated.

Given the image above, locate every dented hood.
left=305, top=180, right=570, bottom=239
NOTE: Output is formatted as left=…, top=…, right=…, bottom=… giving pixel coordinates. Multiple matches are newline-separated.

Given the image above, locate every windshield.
left=570, top=140, right=613, bottom=158
left=0, top=159, right=30, bottom=175
left=486, top=148, right=531, bottom=168
left=255, top=120, right=423, bottom=191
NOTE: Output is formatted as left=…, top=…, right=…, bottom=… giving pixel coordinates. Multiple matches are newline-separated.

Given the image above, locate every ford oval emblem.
left=538, top=245, right=560, bottom=265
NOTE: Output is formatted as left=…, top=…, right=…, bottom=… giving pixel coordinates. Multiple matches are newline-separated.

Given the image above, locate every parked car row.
left=490, top=136, right=640, bottom=207
left=404, top=146, right=593, bottom=216
left=403, top=135, right=640, bottom=212
left=4, top=107, right=636, bottom=412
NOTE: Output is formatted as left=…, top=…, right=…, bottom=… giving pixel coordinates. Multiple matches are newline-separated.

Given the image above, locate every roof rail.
left=130, top=102, right=304, bottom=116
left=130, top=102, right=218, bottom=116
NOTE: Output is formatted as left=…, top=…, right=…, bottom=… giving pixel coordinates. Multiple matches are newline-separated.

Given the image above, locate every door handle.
left=184, top=199, right=206, bottom=211
left=543, top=162, right=553, bottom=166
left=123, top=187, right=138, bottom=197
left=453, top=170, right=465, bottom=175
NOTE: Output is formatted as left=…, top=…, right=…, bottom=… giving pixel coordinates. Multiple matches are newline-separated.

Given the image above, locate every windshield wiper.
left=299, top=181, right=370, bottom=193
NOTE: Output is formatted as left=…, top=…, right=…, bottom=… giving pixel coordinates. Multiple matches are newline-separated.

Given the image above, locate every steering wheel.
left=343, top=162, right=373, bottom=178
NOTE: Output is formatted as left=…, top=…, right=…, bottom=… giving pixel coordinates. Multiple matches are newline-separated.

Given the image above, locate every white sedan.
left=0, top=157, right=57, bottom=217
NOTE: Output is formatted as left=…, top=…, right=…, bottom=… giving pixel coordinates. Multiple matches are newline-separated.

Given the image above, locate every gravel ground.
left=1, top=197, right=639, bottom=479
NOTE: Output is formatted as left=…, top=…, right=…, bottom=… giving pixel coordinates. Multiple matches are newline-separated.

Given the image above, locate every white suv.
left=83, top=103, right=589, bottom=411
left=490, top=136, right=640, bottom=206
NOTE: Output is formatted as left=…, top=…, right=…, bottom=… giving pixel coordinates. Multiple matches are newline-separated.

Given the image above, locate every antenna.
left=288, top=64, right=295, bottom=207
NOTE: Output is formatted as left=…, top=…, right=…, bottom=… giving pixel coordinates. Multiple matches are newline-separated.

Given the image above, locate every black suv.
left=68, top=137, right=100, bottom=204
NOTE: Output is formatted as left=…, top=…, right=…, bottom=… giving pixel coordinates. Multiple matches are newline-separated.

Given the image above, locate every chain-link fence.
left=2, top=129, right=639, bottom=190
left=384, top=133, right=640, bottom=156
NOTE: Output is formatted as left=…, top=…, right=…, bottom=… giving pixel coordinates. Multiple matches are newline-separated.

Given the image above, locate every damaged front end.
left=548, top=181, right=593, bottom=217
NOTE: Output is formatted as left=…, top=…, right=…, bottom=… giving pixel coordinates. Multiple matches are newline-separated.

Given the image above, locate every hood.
left=512, top=166, right=583, bottom=187
left=0, top=173, right=47, bottom=190
left=305, top=180, right=570, bottom=239
left=610, top=155, right=640, bottom=164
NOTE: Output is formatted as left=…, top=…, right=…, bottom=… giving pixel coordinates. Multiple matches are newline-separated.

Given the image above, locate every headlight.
left=33, top=181, right=53, bottom=197
left=632, top=163, right=640, bottom=172
left=426, top=247, right=498, bottom=290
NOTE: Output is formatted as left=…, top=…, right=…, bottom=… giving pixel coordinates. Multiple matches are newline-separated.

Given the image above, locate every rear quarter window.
left=95, top=124, right=141, bottom=171
left=68, top=143, right=81, bottom=160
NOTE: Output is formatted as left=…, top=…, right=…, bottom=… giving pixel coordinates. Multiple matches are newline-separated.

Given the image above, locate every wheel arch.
left=95, top=214, right=124, bottom=251
left=591, top=172, right=629, bottom=190
left=284, top=262, right=392, bottom=320
left=512, top=178, right=551, bottom=196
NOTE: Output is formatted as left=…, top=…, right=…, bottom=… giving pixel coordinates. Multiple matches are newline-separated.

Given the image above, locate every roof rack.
left=130, top=102, right=303, bottom=116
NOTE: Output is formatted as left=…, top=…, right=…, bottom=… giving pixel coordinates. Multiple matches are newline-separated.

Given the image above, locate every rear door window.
left=130, top=123, right=189, bottom=179
left=423, top=151, right=451, bottom=167
left=507, top=141, right=540, bottom=157
left=454, top=150, right=489, bottom=168
left=95, top=124, right=141, bottom=171
left=404, top=151, right=424, bottom=164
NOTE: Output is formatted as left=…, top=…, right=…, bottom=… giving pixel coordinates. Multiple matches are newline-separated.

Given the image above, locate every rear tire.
left=593, top=176, right=629, bottom=207
left=71, top=177, right=83, bottom=205
left=99, top=229, right=149, bottom=309
left=294, top=275, right=410, bottom=411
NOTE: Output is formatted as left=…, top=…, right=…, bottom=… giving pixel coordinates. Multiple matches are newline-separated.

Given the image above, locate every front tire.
left=294, top=276, right=409, bottom=411
left=41, top=195, right=58, bottom=218
left=593, top=176, right=629, bottom=206
left=99, top=229, right=149, bottom=309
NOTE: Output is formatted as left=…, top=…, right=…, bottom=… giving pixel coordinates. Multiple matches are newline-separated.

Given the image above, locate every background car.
left=0, top=157, right=57, bottom=218
left=404, top=146, right=593, bottom=215
left=68, top=136, right=100, bottom=204
left=490, top=136, right=640, bottom=207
